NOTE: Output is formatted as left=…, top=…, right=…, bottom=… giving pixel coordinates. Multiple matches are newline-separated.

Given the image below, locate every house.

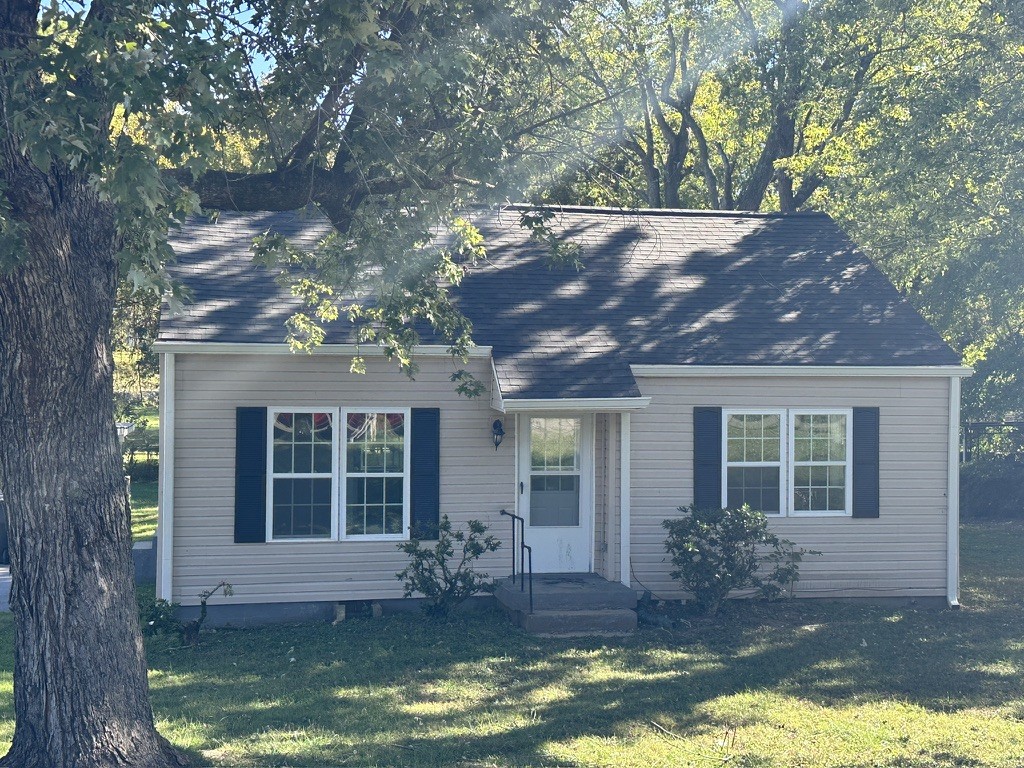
left=155, top=205, right=970, bottom=624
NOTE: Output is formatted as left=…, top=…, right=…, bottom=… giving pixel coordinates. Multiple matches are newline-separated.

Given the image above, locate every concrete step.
left=519, top=608, right=638, bottom=636
left=494, top=574, right=638, bottom=613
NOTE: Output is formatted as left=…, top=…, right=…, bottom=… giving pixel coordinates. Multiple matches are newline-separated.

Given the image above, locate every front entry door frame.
left=516, top=413, right=596, bottom=573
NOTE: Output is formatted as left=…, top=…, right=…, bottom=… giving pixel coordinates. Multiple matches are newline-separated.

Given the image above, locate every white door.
left=518, top=415, right=593, bottom=573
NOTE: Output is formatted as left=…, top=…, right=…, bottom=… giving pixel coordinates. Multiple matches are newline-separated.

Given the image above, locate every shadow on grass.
left=128, top=523, right=1024, bottom=766
left=0, top=523, right=1018, bottom=765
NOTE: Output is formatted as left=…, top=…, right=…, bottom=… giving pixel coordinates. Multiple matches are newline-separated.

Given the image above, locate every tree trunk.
left=0, top=183, right=184, bottom=767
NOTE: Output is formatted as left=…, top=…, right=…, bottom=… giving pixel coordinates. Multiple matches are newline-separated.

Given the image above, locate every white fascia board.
left=489, top=357, right=506, bottom=413
left=502, top=397, right=652, bottom=413
left=152, top=341, right=493, bottom=358
left=631, top=364, right=974, bottom=378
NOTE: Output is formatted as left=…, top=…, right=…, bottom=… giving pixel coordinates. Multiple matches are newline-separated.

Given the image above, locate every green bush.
left=396, top=515, right=500, bottom=619
left=141, top=597, right=181, bottom=637
left=960, top=458, right=1024, bottom=519
left=139, top=581, right=233, bottom=645
left=663, top=504, right=816, bottom=616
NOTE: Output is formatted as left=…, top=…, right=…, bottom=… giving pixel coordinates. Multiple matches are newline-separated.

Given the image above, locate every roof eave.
left=631, top=364, right=973, bottom=378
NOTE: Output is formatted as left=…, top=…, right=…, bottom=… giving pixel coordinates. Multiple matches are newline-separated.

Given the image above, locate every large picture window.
left=721, top=408, right=852, bottom=517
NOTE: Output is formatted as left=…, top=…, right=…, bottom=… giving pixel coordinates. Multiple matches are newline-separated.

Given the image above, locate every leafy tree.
left=541, top=0, right=905, bottom=212
left=0, top=1, right=571, bottom=765
left=534, top=0, right=1024, bottom=418
left=822, top=0, right=1024, bottom=419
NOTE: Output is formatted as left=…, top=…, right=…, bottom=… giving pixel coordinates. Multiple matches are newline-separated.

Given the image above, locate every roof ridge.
left=480, top=203, right=830, bottom=219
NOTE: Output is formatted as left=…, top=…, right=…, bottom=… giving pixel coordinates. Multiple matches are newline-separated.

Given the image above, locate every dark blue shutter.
left=852, top=407, right=880, bottom=519
left=234, top=407, right=268, bottom=543
left=410, top=408, right=441, bottom=539
left=693, top=407, right=723, bottom=509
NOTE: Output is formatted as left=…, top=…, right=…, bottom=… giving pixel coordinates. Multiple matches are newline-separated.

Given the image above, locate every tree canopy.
left=529, top=0, right=1024, bottom=417
left=0, top=2, right=575, bottom=764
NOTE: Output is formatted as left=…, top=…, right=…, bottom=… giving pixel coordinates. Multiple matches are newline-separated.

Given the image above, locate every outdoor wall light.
left=491, top=419, right=505, bottom=451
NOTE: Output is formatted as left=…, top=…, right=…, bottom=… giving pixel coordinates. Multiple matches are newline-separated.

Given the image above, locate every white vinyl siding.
left=629, top=375, right=952, bottom=600
left=169, top=354, right=514, bottom=606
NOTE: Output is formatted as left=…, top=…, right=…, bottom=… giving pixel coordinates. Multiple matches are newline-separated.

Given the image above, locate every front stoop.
left=494, top=573, right=638, bottom=636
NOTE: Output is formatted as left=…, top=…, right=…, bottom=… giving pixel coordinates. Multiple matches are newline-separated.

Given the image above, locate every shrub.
left=141, top=597, right=181, bottom=637
left=139, top=581, right=233, bottom=645
left=960, top=457, right=1024, bottom=519
left=663, top=505, right=815, bottom=616
left=396, top=515, right=500, bottom=619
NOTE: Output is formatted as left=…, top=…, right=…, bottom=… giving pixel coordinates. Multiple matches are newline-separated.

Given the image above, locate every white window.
left=724, top=411, right=784, bottom=514
left=265, top=407, right=411, bottom=541
left=722, top=408, right=852, bottom=517
left=267, top=409, right=339, bottom=540
left=342, top=410, right=411, bottom=540
left=790, top=412, right=852, bottom=516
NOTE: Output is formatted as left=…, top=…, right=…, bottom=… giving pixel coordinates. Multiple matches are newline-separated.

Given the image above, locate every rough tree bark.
left=0, top=2, right=184, bottom=762
left=0, top=187, right=185, bottom=766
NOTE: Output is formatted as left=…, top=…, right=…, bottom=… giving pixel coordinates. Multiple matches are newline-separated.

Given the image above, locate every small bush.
left=663, top=505, right=816, bottom=616
left=396, top=515, right=500, bottom=619
left=139, top=581, right=233, bottom=645
left=960, top=457, right=1024, bottom=519
left=142, top=598, right=182, bottom=637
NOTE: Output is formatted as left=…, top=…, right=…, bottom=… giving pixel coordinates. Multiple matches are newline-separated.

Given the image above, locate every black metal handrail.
left=499, top=509, right=533, bottom=613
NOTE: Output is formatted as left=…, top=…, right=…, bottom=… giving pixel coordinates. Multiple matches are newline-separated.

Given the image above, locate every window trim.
left=720, top=407, right=854, bottom=518
left=788, top=408, right=853, bottom=518
left=265, top=406, right=340, bottom=543
left=340, top=406, right=412, bottom=542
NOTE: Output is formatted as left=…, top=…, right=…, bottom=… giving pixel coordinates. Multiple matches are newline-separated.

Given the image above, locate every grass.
left=125, top=402, right=159, bottom=542
left=1, top=523, right=1024, bottom=766
left=130, top=479, right=158, bottom=542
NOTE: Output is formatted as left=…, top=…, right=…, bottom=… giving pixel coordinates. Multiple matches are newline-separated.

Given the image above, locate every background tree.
left=540, top=0, right=900, bottom=212
left=0, top=1, right=571, bottom=765
left=532, top=0, right=1024, bottom=418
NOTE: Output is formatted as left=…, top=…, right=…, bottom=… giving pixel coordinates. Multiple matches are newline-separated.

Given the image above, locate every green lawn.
left=0, top=523, right=1023, bottom=766
left=130, top=479, right=158, bottom=542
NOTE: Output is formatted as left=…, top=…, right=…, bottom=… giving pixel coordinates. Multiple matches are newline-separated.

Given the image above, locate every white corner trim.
left=502, top=397, right=652, bottom=413
left=947, top=376, right=962, bottom=608
left=157, top=353, right=175, bottom=602
left=606, top=415, right=617, bottom=582
left=619, top=413, right=631, bottom=587
left=631, top=364, right=974, bottom=378
left=152, top=341, right=493, bottom=358
left=489, top=357, right=506, bottom=413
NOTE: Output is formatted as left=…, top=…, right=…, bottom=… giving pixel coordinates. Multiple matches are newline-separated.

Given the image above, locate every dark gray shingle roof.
left=160, top=206, right=960, bottom=400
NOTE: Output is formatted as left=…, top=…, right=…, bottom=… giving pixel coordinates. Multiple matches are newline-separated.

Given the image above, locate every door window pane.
left=530, top=475, right=581, bottom=526
left=529, top=418, right=582, bottom=527
left=530, top=418, right=580, bottom=471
